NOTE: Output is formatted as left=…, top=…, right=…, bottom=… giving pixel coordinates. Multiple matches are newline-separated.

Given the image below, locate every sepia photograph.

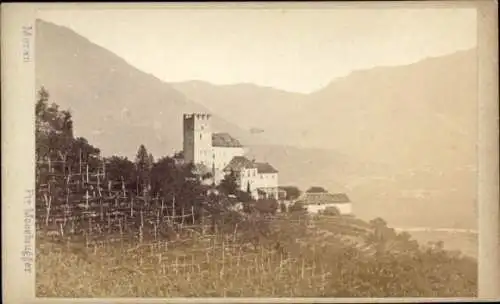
left=2, top=1, right=499, bottom=302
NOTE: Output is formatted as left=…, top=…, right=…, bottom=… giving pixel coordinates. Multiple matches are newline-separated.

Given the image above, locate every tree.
left=255, top=198, right=278, bottom=215
left=279, top=202, right=287, bottom=213
left=151, top=156, right=189, bottom=196
left=149, top=156, right=208, bottom=223
left=369, top=217, right=388, bottom=228
left=323, top=206, right=341, bottom=216
left=306, top=186, right=327, bottom=193
left=219, top=169, right=238, bottom=195
left=288, top=201, right=307, bottom=213
left=233, top=181, right=253, bottom=203
left=35, top=87, right=102, bottom=218
left=173, top=150, right=184, bottom=160
left=35, top=87, right=75, bottom=162
left=367, top=217, right=399, bottom=255
left=134, top=144, right=152, bottom=193
left=35, top=87, right=99, bottom=169
left=104, top=156, right=136, bottom=191
left=148, top=153, right=155, bottom=170
left=280, top=186, right=302, bottom=200
left=236, top=190, right=252, bottom=203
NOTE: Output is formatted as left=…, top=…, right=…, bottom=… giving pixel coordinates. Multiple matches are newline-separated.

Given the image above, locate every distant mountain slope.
left=170, top=81, right=306, bottom=131
left=35, top=19, right=265, bottom=158
left=301, top=49, right=477, bottom=168
left=245, top=144, right=388, bottom=192
left=172, top=49, right=477, bottom=172
left=171, top=49, right=478, bottom=230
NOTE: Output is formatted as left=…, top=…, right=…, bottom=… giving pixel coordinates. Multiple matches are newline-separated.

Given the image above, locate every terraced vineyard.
left=35, top=156, right=477, bottom=297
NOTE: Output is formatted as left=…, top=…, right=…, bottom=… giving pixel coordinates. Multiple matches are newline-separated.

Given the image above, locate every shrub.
left=279, top=186, right=302, bottom=200
left=288, top=202, right=307, bottom=213
left=279, top=202, right=287, bottom=213
left=323, top=206, right=341, bottom=216
left=306, top=186, right=327, bottom=193
left=255, top=199, right=279, bottom=215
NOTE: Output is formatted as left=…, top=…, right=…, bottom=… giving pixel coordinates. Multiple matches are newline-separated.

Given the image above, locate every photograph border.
left=2, top=1, right=498, bottom=303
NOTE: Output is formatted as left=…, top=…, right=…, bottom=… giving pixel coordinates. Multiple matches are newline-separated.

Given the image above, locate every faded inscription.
left=21, top=189, right=35, bottom=273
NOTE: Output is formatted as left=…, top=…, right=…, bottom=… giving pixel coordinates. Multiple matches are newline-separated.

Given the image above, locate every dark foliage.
left=280, top=186, right=302, bottom=200
left=218, top=169, right=239, bottom=195
left=306, top=186, right=327, bottom=193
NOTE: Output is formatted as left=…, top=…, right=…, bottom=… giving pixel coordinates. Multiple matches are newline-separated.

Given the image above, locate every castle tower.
left=183, top=113, right=213, bottom=168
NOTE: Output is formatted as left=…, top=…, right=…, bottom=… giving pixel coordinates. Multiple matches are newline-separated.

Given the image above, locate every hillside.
left=170, top=81, right=307, bottom=132
left=35, top=19, right=267, bottom=158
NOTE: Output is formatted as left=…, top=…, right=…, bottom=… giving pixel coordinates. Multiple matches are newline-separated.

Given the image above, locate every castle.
left=183, top=113, right=279, bottom=200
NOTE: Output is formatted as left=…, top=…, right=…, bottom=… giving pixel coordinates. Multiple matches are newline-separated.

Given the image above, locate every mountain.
left=35, top=19, right=266, bottom=159
left=173, top=49, right=477, bottom=172
left=170, top=81, right=307, bottom=132
left=300, top=49, right=477, bottom=169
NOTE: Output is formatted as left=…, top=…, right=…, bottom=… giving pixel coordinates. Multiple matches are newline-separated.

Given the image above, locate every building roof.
left=212, top=132, right=243, bottom=148
left=297, top=192, right=351, bottom=205
left=255, top=162, right=278, bottom=174
left=223, top=156, right=278, bottom=174
left=223, top=156, right=255, bottom=172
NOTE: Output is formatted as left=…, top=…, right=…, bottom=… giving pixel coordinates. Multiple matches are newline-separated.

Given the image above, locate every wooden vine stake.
left=130, top=198, right=134, bottom=217
left=44, top=193, right=52, bottom=226
left=189, top=205, right=193, bottom=224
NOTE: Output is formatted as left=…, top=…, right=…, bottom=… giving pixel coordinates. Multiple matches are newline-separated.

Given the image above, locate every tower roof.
left=183, top=113, right=211, bottom=119
left=212, top=132, right=243, bottom=148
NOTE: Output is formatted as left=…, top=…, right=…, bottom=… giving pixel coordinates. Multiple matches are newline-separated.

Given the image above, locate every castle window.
left=200, top=134, right=202, bottom=140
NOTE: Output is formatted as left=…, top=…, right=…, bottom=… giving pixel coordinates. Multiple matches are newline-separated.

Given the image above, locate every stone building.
left=183, top=113, right=279, bottom=199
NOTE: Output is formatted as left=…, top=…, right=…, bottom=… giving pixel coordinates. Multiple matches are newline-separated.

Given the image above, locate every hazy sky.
left=38, top=6, right=477, bottom=93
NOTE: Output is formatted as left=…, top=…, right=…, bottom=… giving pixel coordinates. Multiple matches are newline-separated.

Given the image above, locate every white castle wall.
left=212, top=146, right=245, bottom=183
